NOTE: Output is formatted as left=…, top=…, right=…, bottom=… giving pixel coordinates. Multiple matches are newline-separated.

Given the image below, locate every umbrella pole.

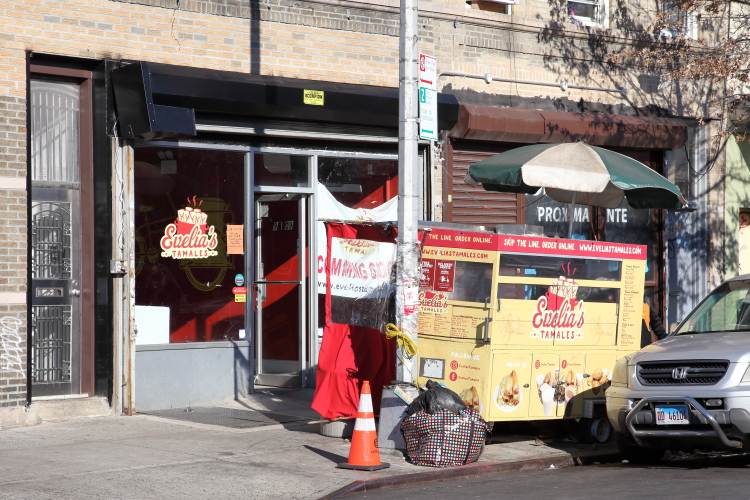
left=567, top=192, right=576, bottom=239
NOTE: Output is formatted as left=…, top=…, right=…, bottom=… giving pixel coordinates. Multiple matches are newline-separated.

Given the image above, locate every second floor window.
left=568, top=0, right=600, bottom=26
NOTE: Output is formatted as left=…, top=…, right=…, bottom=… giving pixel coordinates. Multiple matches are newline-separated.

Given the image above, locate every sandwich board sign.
left=418, top=53, right=438, bottom=141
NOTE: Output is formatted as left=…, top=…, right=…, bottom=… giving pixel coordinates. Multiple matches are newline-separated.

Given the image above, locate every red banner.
left=311, top=223, right=397, bottom=420
left=425, top=228, right=646, bottom=261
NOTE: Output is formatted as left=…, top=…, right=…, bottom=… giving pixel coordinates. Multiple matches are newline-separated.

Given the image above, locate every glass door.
left=254, top=194, right=307, bottom=386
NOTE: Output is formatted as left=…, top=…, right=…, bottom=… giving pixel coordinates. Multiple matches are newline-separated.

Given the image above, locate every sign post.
left=396, top=0, right=420, bottom=383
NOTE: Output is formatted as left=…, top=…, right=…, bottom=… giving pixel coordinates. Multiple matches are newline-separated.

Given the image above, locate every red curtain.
left=311, top=223, right=397, bottom=420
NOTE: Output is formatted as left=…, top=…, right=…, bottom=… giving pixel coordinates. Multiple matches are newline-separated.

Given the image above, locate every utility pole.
left=395, top=0, right=419, bottom=383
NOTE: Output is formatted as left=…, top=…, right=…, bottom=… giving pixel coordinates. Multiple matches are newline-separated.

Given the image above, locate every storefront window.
left=133, top=147, right=246, bottom=343
left=254, top=153, right=310, bottom=187
left=317, top=157, right=398, bottom=208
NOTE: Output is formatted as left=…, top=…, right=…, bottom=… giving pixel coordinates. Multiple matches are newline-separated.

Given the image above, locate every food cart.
left=416, top=223, right=646, bottom=437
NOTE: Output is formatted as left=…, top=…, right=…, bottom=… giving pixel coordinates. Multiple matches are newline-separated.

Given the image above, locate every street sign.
left=419, top=53, right=437, bottom=90
left=418, top=53, right=438, bottom=141
left=419, top=86, right=438, bottom=141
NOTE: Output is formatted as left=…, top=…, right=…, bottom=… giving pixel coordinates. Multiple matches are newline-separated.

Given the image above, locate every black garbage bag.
left=406, top=380, right=467, bottom=416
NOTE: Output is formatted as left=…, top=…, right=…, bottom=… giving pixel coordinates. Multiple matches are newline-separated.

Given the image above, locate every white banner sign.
left=329, top=237, right=396, bottom=299
left=316, top=183, right=398, bottom=293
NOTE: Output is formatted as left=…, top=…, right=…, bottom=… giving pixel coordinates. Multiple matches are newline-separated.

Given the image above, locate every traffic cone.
left=337, top=381, right=390, bottom=471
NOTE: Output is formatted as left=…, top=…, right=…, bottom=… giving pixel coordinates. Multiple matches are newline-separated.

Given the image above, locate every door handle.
left=71, top=289, right=81, bottom=297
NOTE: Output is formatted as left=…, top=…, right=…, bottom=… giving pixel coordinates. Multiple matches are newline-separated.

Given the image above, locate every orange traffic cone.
left=337, top=381, right=390, bottom=471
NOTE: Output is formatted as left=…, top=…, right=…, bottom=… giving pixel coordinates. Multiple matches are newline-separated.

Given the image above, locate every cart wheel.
left=577, top=410, right=613, bottom=444
left=485, top=421, right=495, bottom=445
left=485, top=430, right=493, bottom=445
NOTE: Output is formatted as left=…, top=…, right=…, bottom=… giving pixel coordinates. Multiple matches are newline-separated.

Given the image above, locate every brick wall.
left=0, top=307, right=26, bottom=410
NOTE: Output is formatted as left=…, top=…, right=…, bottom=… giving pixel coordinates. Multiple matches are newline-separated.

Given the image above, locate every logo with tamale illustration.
left=530, top=263, right=586, bottom=341
left=160, top=196, right=218, bottom=260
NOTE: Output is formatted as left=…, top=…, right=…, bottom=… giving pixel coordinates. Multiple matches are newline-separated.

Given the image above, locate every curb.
left=320, top=452, right=621, bottom=498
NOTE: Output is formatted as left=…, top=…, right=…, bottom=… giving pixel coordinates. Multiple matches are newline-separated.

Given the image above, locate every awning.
left=111, top=61, right=459, bottom=141
left=449, top=104, right=688, bottom=149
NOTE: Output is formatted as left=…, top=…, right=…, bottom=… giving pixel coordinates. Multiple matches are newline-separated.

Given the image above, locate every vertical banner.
left=312, top=223, right=398, bottom=421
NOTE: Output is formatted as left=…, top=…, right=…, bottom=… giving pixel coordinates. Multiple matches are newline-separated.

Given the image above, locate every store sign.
left=419, top=291, right=449, bottom=313
left=160, top=202, right=219, bottom=259
left=418, top=53, right=438, bottom=141
left=530, top=275, right=586, bottom=341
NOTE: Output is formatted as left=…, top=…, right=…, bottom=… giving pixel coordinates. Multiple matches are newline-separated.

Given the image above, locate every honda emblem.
left=672, top=367, right=689, bottom=380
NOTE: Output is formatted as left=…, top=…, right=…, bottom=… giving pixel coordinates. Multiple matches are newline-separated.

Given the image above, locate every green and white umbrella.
left=466, top=142, right=686, bottom=211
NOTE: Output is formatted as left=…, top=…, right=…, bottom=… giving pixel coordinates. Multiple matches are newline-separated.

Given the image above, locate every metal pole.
left=567, top=192, right=576, bottom=239
left=396, top=0, right=419, bottom=383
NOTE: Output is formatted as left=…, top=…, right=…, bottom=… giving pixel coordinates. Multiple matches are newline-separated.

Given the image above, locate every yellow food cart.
left=416, top=224, right=646, bottom=438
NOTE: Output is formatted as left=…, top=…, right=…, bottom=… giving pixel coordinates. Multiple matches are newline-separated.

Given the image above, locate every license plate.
left=655, top=405, right=690, bottom=425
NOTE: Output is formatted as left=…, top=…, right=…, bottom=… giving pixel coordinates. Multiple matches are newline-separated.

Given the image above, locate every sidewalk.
left=0, top=389, right=619, bottom=500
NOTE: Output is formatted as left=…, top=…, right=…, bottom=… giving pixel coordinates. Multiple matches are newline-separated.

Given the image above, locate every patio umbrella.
left=465, top=142, right=686, bottom=237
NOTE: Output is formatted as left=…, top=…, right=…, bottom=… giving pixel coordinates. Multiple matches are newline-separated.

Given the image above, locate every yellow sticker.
left=235, top=294, right=247, bottom=303
left=303, top=89, right=324, bottom=105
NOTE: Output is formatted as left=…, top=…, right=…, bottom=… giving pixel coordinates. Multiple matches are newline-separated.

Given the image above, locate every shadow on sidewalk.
left=303, top=445, right=348, bottom=463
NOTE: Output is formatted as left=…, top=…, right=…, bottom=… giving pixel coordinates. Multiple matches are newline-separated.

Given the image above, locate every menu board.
left=434, top=312, right=452, bottom=336
left=418, top=311, right=435, bottom=334
left=618, top=260, right=646, bottom=349
left=451, top=315, right=481, bottom=338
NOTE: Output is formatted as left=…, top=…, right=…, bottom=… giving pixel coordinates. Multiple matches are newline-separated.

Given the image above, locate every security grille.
left=31, top=202, right=73, bottom=384
left=31, top=203, right=72, bottom=280
left=31, top=305, right=72, bottom=383
left=637, top=360, right=729, bottom=386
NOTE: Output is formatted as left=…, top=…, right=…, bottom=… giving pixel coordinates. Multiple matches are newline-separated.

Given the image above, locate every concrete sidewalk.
left=0, top=389, right=618, bottom=500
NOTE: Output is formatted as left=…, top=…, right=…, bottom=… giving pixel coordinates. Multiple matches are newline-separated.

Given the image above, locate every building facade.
left=0, top=0, right=723, bottom=426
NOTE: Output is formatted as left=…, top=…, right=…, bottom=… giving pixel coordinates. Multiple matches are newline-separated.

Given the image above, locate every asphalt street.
left=351, top=453, right=750, bottom=500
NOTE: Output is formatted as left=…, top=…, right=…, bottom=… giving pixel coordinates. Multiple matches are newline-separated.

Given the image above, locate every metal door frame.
left=29, top=71, right=94, bottom=399
left=253, top=193, right=308, bottom=386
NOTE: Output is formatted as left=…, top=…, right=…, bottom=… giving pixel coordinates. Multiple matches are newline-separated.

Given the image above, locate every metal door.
left=30, top=79, right=83, bottom=396
left=254, top=194, right=307, bottom=386
left=30, top=191, right=81, bottom=396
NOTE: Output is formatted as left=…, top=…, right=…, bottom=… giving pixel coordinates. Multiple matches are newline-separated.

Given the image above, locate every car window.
left=676, top=280, right=750, bottom=334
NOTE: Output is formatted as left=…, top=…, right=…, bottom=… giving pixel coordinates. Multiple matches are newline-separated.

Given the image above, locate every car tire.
left=577, top=409, right=613, bottom=444
left=615, top=432, right=666, bottom=464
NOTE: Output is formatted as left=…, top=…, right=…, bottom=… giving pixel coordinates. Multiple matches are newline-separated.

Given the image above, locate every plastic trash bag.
left=406, top=380, right=467, bottom=416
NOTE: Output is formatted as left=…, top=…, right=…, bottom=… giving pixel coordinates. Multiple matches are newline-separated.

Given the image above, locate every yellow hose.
left=384, top=323, right=418, bottom=357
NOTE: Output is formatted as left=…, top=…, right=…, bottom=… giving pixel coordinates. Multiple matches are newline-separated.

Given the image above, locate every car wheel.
left=615, top=432, right=666, bottom=464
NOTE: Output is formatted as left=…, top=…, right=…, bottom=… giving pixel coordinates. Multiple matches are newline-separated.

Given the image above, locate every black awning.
left=111, top=61, right=459, bottom=141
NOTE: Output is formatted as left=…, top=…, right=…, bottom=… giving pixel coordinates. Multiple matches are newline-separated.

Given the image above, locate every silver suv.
left=606, top=275, right=750, bottom=463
